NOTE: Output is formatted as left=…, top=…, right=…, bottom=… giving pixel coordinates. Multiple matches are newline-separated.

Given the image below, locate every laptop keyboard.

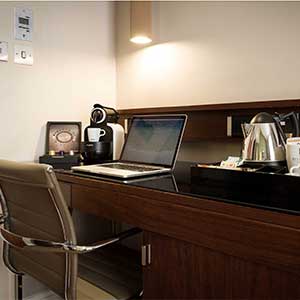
left=103, top=164, right=161, bottom=172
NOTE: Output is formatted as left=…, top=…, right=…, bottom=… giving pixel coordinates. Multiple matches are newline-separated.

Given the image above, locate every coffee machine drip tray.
left=190, top=163, right=300, bottom=215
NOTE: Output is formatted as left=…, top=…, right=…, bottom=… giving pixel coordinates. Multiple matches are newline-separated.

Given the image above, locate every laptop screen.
left=121, top=115, right=186, bottom=168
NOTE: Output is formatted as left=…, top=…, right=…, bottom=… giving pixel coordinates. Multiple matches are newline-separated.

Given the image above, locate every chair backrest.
left=0, top=160, right=77, bottom=300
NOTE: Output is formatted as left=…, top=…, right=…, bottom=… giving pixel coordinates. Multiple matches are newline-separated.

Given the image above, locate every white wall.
left=116, top=1, right=300, bottom=109
left=0, top=1, right=116, bottom=161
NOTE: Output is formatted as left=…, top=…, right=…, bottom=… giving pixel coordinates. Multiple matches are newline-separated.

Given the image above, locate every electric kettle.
left=241, top=112, right=299, bottom=165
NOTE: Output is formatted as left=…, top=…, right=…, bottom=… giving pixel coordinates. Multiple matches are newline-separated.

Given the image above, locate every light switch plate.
left=0, top=41, right=8, bottom=62
left=14, top=45, right=33, bottom=65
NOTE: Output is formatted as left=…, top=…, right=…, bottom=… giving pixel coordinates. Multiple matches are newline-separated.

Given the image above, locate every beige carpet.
left=25, top=278, right=117, bottom=300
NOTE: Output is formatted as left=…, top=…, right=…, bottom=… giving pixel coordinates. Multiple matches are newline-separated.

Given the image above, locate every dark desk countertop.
left=56, top=161, right=300, bottom=216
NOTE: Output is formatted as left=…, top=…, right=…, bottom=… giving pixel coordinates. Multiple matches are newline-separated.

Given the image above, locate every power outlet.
left=14, top=44, right=33, bottom=65
left=0, top=41, right=8, bottom=62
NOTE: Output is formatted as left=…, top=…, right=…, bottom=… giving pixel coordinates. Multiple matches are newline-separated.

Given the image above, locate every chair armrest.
left=0, top=227, right=142, bottom=254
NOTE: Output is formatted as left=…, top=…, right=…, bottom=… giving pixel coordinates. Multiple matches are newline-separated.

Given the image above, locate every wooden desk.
left=57, top=171, right=300, bottom=299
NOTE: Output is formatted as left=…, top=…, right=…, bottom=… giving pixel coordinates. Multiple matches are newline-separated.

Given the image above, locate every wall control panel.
left=14, top=45, right=33, bottom=65
left=0, top=42, right=8, bottom=62
left=15, top=7, right=33, bottom=41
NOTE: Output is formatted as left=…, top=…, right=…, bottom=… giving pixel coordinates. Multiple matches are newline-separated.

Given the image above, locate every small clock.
left=46, top=122, right=81, bottom=154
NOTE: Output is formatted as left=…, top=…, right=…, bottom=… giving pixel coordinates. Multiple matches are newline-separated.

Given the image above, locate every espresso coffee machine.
left=82, top=104, right=124, bottom=164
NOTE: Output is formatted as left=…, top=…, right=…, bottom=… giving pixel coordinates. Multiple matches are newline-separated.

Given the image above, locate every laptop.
left=72, top=114, right=187, bottom=178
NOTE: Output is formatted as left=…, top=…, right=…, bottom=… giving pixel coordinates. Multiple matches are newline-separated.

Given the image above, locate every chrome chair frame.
left=0, top=225, right=141, bottom=254
left=0, top=187, right=22, bottom=276
left=0, top=164, right=142, bottom=300
left=0, top=214, right=5, bottom=224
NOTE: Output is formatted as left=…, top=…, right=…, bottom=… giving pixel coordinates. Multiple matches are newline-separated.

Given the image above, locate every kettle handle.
left=290, top=112, right=300, bottom=137
left=275, top=112, right=300, bottom=139
left=273, top=116, right=287, bottom=144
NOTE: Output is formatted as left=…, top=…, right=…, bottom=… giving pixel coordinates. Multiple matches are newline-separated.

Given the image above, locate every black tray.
left=190, top=163, right=300, bottom=214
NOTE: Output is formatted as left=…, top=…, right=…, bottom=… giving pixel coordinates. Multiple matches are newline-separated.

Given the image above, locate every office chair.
left=0, top=160, right=142, bottom=300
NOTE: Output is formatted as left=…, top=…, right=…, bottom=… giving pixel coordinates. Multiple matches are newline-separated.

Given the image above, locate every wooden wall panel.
left=118, top=99, right=300, bottom=141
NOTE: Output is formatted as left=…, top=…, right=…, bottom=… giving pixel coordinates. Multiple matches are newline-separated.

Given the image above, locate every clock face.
left=55, top=131, right=73, bottom=144
left=48, top=124, right=80, bottom=153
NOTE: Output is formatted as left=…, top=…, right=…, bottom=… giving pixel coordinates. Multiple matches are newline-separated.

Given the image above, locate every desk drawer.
left=72, top=185, right=120, bottom=221
left=71, top=184, right=300, bottom=276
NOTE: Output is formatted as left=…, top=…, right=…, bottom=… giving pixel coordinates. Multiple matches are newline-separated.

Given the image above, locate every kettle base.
left=242, top=160, right=287, bottom=168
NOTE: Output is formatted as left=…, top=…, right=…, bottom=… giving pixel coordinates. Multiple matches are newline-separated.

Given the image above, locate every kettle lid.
left=250, top=112, right=274, bottom=124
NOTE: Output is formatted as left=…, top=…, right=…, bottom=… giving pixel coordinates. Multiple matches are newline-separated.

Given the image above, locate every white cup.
left=286, top=137, right=300, bottom=174
left=87, top=128, right=106, bottom=142
left=290, top=165, right=300, bottom=176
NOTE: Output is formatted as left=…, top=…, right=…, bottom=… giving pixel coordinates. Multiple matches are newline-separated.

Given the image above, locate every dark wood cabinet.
left=143, top=231, right=228, bottom=299
left=143, top=231, right=300, bottom=299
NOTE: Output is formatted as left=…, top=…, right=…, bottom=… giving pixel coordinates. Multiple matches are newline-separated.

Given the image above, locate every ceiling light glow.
left=130, top=36, right=152, bottom=44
